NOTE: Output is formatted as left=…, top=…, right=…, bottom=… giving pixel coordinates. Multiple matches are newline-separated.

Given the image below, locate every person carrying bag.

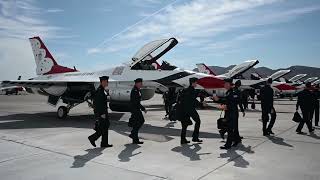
left=292, top=111, right=302, bottom=123
left=217, top=110, right=228, bottom=139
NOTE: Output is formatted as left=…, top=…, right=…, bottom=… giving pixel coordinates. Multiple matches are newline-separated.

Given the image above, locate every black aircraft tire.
left=57, top=106, right=68, bottom=119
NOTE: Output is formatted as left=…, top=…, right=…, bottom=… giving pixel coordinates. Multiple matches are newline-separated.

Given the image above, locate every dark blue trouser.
left=297, top=110, right=313, bottom=132
left=89, top=116, right=110, bottom=146
left=262, top=107, right=276, bottom=133
left=130, top=111, right=145, bottom=141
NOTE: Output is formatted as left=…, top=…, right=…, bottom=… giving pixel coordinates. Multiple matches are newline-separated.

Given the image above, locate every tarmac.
left=0, top=94, right=319, bottom=180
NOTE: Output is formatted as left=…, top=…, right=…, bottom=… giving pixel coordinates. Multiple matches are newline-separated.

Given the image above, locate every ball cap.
left=189, top=77, right=198, bottom=84
left=134, top=78, right=143, bottom=83
left=99, top=76, right=109, bottom=81
left=224, top=78, right=233, bottom=84
left=306, top=82, right=312, bottom=88
left=235, top=80, right=241, bottom=87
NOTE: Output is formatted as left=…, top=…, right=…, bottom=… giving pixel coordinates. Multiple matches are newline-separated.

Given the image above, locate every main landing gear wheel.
left=57, top=106, right=68, bottom=119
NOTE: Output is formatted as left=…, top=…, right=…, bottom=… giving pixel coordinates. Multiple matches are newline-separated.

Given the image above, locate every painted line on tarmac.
left=0, top=152, right=48, bottom=164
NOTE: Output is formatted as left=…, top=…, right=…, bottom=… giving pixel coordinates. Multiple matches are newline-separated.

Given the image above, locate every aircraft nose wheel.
left=57, top=106, right=68, bottom=119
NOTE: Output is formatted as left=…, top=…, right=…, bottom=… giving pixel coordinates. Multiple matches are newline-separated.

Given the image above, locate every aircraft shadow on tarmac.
left=112, top=121, right=221, bottom=143
left=71, top=148, right=104, bottom=168
left=0, top=112, right=120, bottom=129
left=171, top=143, right=211, bottom=161
left=143, top=104, right=165, bottom=112
left=219, top=144, right=254, bottom=168
left=143, top=104, right=221, bottom=112
left=0, top=112, right=221, bottom=143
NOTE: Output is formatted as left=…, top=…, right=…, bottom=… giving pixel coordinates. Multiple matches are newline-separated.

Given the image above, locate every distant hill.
left=194, top=65, right=320, bottom=80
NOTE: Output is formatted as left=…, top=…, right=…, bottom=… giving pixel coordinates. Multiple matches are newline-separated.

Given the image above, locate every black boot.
left=220, top=145, right=231, bottom=150
left=263, top=131, right=270, bottom=136
left=268, top=130, right=275, bottom=135
left=88, top=137, right=96, bottom=147
left=180, top=139, right=190, bottom=144
left=133, top=140, right=144, bottom=144
left=101, top=144, right=113, bottom=148
left=219, top=129, right=225, bottom=139
left=192, top=138, right=203, bottom=143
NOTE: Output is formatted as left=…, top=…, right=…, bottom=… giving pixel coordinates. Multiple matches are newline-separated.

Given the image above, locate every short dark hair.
left=99, top=76, right=109, bottom=82
left=189, top=77, right=198, bottom=84
left=267, top=78, right=273, bottom=84
left=134, top=78, right=143, bottom=83
left=235, top=80, right=241, bottom=87
left=306, top=82, right=312, bottom=88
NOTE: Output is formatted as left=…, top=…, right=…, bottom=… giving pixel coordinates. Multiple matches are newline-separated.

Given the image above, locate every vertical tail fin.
left=29, top=36, right=77, bottom=75
left=196, top=63, right=216, bottom=75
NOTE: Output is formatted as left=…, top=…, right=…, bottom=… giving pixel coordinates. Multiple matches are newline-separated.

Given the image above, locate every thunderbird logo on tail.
left=29, top=37, right=77, bottom=75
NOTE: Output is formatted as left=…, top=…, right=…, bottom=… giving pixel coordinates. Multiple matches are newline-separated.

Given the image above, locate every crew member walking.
left=296, top=82, right=315, bottom=134
left=260, top=78, right=276, bottom=136
left=88, top=76, right=113, bottom=148
left=167, top=87, right=177, bottom=121
left=234, top=80, right=245, bottom=142
left=180, top=77, right=203, bottom=144
left=129, top=78, right=147, bottom=144
left=311, top=84, right=319, bottom=126
left=214, top=78, right=240, bottom=149
left=163, top=91, right=170, bottom=118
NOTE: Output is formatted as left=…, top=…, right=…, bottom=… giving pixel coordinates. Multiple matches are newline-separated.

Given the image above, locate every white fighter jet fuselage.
left=1, top=37, right=227, bottom=118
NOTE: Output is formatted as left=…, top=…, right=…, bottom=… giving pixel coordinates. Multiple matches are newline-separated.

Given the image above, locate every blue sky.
left=0, top=0, right=320, bottom=79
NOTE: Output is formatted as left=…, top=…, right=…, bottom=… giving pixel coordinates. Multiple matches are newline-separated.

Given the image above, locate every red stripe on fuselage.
left=197, top=76, right=225, bottom=89
left=274, top=83, right=296, bottom=91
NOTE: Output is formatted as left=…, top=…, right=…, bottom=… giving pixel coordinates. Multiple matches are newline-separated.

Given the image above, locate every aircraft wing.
left=0, top=86, right=21, bottom=91
left=0, top=78, right=121, bottom=89
left=0, top=78, right=158, bottom=89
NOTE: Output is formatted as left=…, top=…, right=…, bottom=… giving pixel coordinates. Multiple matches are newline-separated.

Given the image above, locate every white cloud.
left=0, top=38, right=36, bottom=80
left=46, top=8, right=64, bottom=13
left=0, top=0, right=67, bottom=79
left=0, top=0, right=64, bottom=39
left=203, top=32, right=269, bottom=51
left=138, top=11, right=155, bottom=17
left=89, top=0, right=320, bottom=56
left=132, top=0, right=163, bottom=7
left=87, top=48, right=102, bottom=55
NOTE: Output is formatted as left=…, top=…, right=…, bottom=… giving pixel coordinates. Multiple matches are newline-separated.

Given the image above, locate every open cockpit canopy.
left=130, top=38, right=178, bottom=70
